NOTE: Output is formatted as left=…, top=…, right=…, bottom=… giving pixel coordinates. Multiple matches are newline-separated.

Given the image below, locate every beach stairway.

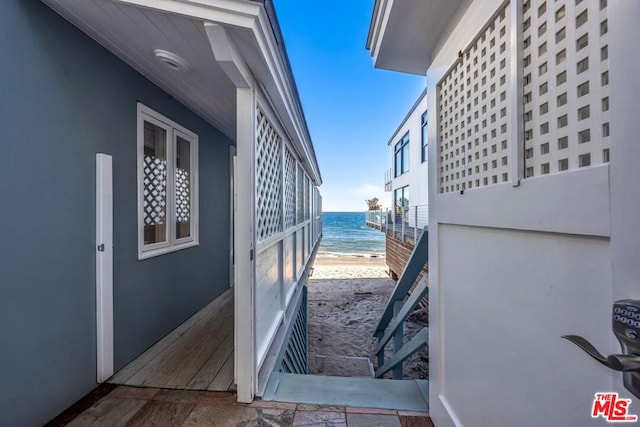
left=373, top=227, right=429, bottom=379
left=261, top=228, right=430, bottom=412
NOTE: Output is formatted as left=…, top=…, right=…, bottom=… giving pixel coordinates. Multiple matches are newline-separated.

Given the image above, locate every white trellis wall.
left=522, top=0, right=609, bottom=177
left=253, top=99, right=321, bottom=370
left=438, top=5, right=512, bottom=193
left=437, top=0, right=610, bottom=191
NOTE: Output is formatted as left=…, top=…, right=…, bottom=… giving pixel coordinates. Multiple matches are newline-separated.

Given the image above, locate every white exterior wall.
left=389, top=92, right=429, bottom=225
left=422, top=1, right=638, bottom=426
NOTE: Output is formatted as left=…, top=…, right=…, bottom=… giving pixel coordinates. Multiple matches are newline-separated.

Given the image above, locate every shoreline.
left=314, top=253, right=387, bottom=264
left=316, top=251, right=385, bottom=259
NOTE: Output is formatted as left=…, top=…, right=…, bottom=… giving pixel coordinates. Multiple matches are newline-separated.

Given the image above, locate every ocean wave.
left=317, top=251, right=385, bottom=258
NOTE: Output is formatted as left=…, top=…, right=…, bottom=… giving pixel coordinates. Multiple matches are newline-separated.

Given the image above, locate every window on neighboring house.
left=394, top=186, right=410, bottom=224
left=421, top=111, right=428, bottom=163
left=138, top=103, right=199, bottom=259
left=394, top=133, right=410, bottom=177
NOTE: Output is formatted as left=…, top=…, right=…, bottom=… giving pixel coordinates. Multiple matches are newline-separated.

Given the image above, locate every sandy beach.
left=307, top=254, right=428, bottom=379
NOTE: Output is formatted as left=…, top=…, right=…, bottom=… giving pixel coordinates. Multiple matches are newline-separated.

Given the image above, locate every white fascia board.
left=367, top=0, right=466, bottom=75
left=114, top=0, right=260, bottom=28
left=386, top=87, right=428, bottom=146
left=366, top=0, right=392, bottom=60
left=251, top=8, right=322, bottom=185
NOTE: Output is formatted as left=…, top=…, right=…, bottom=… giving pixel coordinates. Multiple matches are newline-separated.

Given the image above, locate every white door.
left=427, top=1, right=639, bottom=426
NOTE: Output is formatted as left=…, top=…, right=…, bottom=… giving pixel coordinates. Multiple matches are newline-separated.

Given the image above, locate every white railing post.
left=393, top=209, right=396, bottom=236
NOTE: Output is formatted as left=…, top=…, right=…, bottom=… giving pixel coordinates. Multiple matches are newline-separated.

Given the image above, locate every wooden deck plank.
left=66, top=398, right=146, bottom=427
left=207, top=351, right=234, bottom=391
left=126, top=301, right=234, bottom=388
left=186, top=331, right=234, bottom=390
left=109, top=289, right=233, bottom=384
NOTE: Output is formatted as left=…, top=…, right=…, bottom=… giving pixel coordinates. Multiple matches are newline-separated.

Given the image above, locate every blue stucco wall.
left=0, top=2, right=232, bottom=425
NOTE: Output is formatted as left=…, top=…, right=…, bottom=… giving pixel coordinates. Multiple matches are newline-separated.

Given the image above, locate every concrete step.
left=262, top=372, right=429, bottom=412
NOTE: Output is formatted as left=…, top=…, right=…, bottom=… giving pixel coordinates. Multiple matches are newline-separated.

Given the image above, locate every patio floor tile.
left=292, top=410, right=346, bottom=427
left=346, top=413, right=401, bottom=427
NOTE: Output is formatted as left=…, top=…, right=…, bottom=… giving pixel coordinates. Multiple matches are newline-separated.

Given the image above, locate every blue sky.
left=274, top=1, right=425, bottom=212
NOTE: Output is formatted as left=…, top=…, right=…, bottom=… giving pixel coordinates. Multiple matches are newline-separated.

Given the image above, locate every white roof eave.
left=367, top=0, right=467, bottom=75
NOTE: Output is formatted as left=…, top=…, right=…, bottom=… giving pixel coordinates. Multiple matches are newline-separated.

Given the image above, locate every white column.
left=235, top=86, right=256, bottom=403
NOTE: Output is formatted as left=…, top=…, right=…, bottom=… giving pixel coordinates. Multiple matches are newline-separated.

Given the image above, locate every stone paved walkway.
left=46, top=384, right=434, bottom=426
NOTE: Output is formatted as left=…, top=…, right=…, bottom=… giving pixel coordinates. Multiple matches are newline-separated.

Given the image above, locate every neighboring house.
left=0, top=1, right=321, bottom=426
left=382, top=89, right=429, bottom=279
left=369, top=1, right=640, bottom=426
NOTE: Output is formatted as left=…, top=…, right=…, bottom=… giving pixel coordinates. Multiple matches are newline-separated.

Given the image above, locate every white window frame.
left=137, top=103, right=199, bottom=260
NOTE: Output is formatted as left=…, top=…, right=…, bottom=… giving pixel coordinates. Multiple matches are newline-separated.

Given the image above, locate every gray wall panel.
left=0, top=1, right=232, bottom=425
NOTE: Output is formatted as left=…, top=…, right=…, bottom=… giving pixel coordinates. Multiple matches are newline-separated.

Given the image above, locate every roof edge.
left=387, top=87, right=428, bottom=146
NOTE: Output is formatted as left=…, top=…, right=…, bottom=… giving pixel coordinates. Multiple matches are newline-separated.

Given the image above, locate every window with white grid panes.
left=437, top=4, right=511, bottom=193
left=256, top=106, right=283, bottom=241
left=522, top=0, right=609, bottom=176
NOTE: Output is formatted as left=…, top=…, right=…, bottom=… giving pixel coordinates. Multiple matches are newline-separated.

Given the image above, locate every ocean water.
left=318, top=212, right=385, bottom=256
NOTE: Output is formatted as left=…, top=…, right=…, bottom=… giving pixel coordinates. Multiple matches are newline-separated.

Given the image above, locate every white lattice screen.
left=304, top=175, right=310, bottom=221
left=175, top=168, right=190, bottom=223
left=522, top=0, right=609, bottom=177
left=256, top=106, right=283, bottom=241
left=438, top=5, right=512, bottom=193
left=296, top=165, right=304, bottom=224
left=143, top=155, right=167, bottom=225
left=284, top=146, right=296, bottom=230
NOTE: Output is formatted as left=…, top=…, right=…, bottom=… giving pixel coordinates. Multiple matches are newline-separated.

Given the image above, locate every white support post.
left=96, top=153, right=113, bottom=383
left=235, top=86, right=256, bottom=403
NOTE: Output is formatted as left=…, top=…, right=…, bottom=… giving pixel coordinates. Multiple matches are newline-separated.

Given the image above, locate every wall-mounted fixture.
left=154, top=49, right=189, bottom=73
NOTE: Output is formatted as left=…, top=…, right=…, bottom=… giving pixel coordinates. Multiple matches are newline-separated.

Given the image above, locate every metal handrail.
left=373, top=226, right=429, bottom=379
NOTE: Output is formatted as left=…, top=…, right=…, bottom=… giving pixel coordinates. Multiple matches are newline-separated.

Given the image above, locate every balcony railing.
left=365, top=204, right=428, bottom=244
left=384, top=169, right=392, bottom=192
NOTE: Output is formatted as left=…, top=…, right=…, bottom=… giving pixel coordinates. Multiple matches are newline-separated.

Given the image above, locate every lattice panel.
left=284, top=147, right=296, bottom=229
left=304, top=174, right=310, bottom=221
left=438, top=5, right=512, bottom=193
left=143, top=155, right=167, bottom=225
left=256, top=107, right=282, bottom=241
left=175, top=168, right=190, bottom=223
left=296, top=165, right=304, bottom=224
left=522, top=0, right=609, bottom=177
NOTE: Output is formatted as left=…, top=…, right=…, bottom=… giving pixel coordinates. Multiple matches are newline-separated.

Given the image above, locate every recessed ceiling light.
left=154, top=49, right=190, bottom=72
